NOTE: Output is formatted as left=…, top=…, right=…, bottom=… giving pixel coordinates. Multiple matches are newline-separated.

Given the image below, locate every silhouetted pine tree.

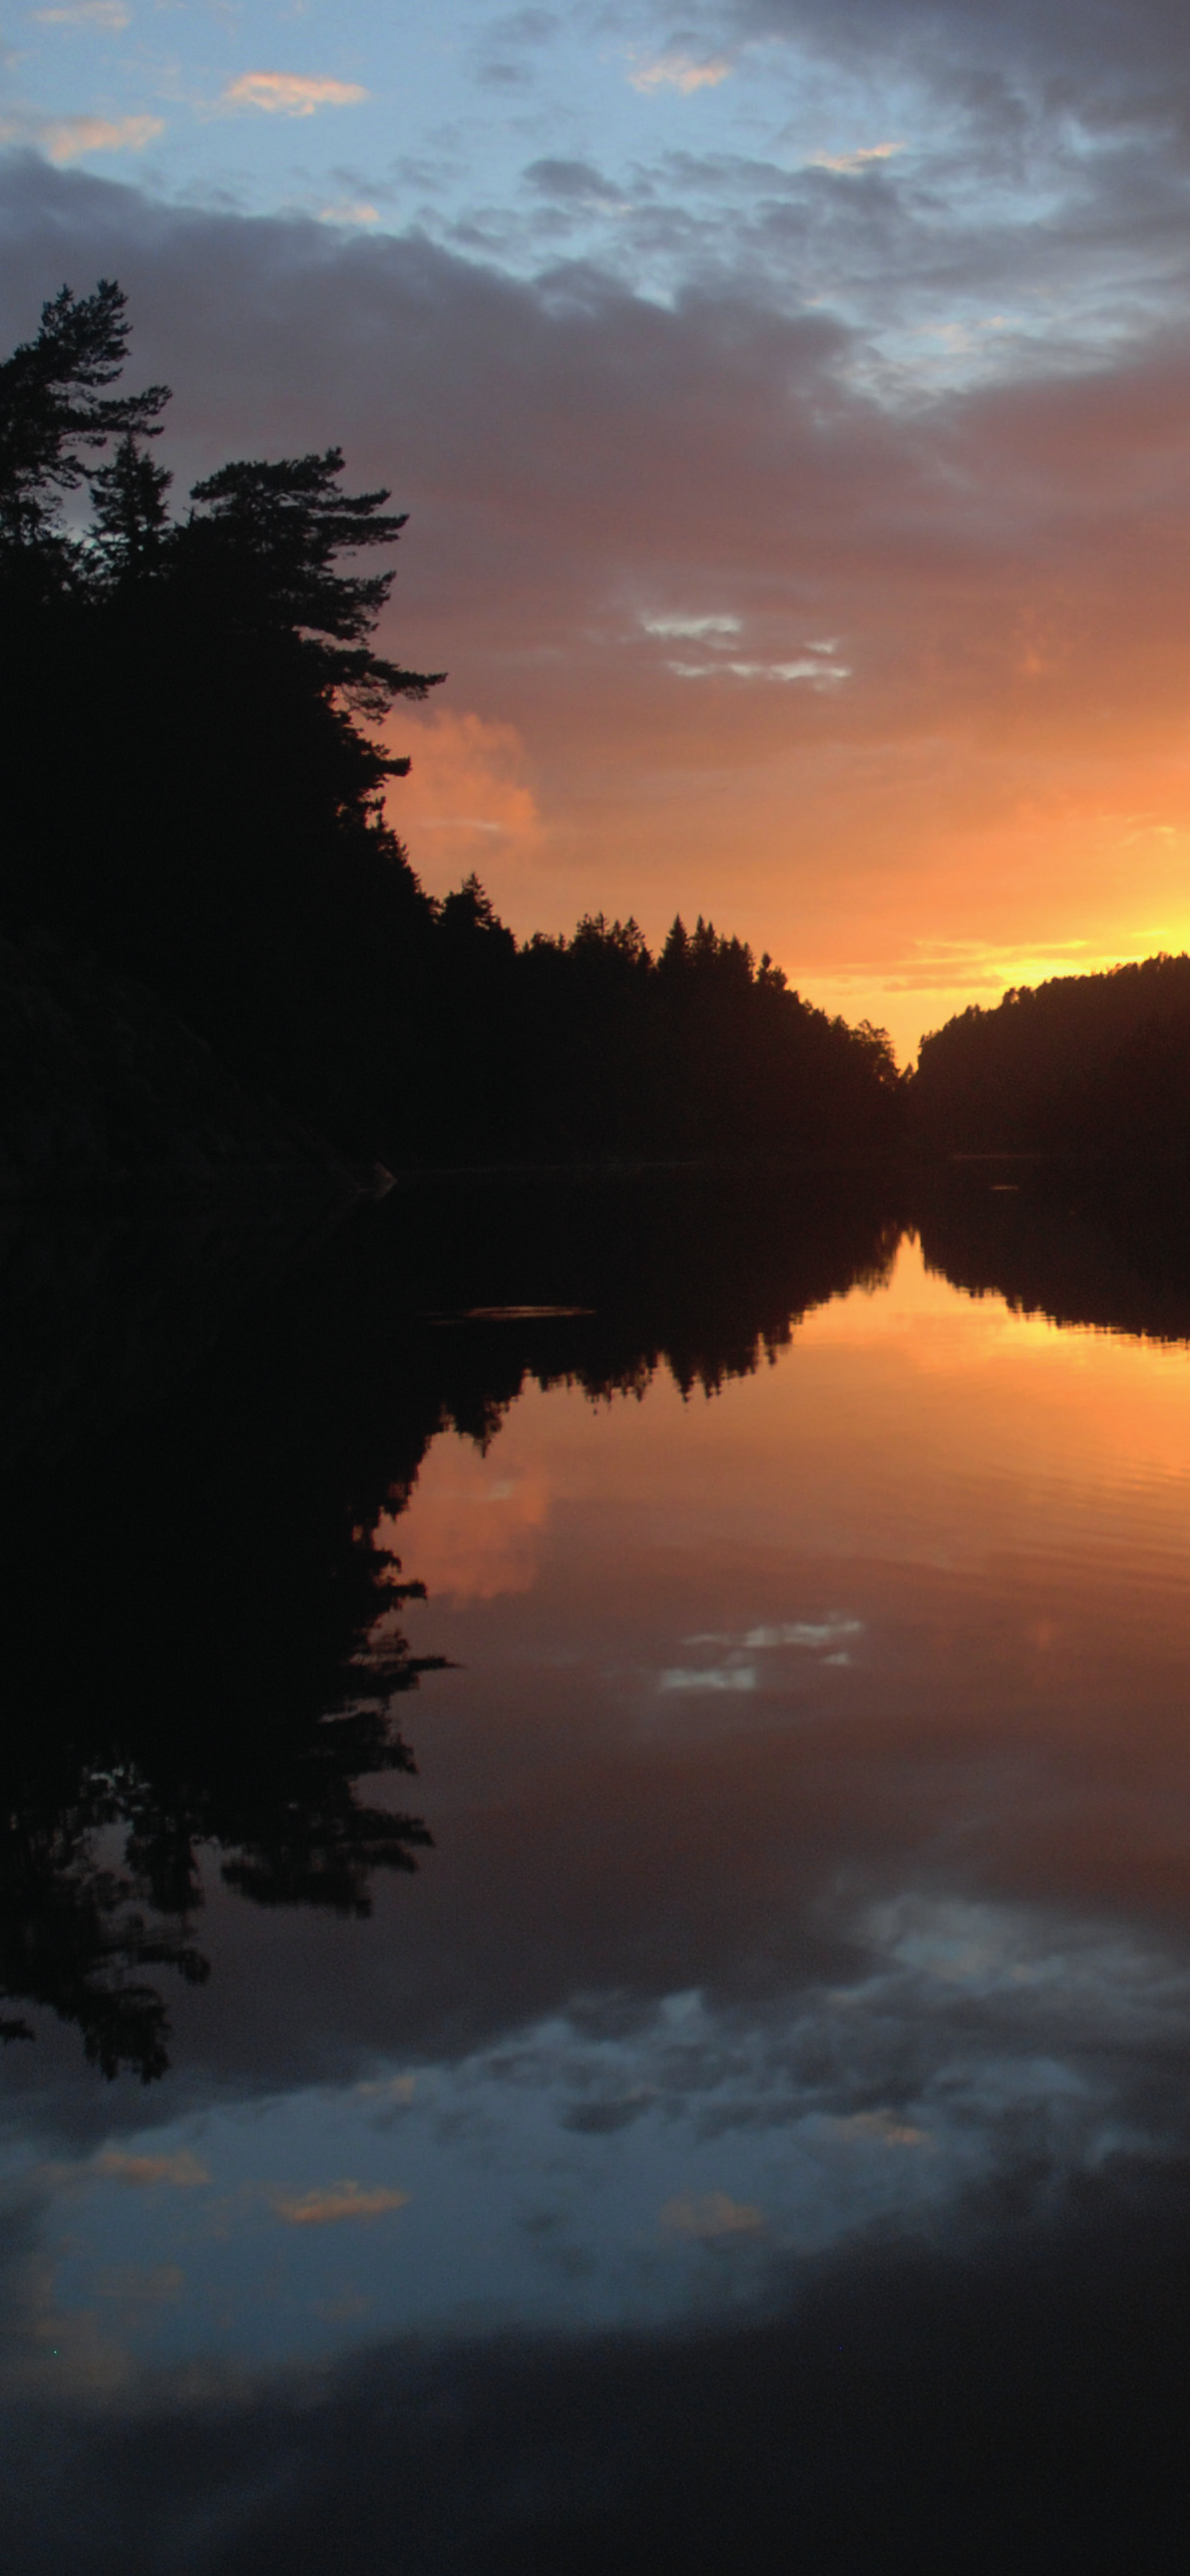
left=0, top=280, right=906, bottom=1167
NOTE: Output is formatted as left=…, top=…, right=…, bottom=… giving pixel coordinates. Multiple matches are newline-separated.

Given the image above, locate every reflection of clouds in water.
left=658, top=1660, right=757, bottom=1693
left=743, top=1619, right=863, bottom=1651
left=828, top=2110, right=931, bottom=2148
left=272, top=2183, right=410, bottom=2227
left=661, top=2192, right=763, bottom=2237
left=663, top=1614, right=864, bottom=1688
left=14, top=1895, right=1190, bottom=2382
left=866, top=1893, right=1188, bottom=2020
left=92, top=2150, right=208, bottom=2190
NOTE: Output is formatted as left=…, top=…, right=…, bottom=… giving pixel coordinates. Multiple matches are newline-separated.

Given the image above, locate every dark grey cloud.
left=5, top=148, right=1190, bottom=926
left=524, top=155, right=625, bottom=201
left=629, top=0, right=1190, bottom=313
left=0, top=150, right=873, bottom=688
left=473, top=2, right=567, bottom=88
left=4, top=140, right=1190, bottom=1010
left=716, top=0, right=1190, bottom=93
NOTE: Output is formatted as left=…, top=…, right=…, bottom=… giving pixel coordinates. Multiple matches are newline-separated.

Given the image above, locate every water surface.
left=4, top=1176, right=1190, bottom=2569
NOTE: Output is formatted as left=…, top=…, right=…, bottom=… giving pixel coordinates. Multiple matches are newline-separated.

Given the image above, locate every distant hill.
left=911, top=953, right=1190, bottom=1155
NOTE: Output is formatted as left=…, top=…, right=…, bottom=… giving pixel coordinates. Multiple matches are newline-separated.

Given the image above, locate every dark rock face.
left=0, top=931, right=355, bottom=1200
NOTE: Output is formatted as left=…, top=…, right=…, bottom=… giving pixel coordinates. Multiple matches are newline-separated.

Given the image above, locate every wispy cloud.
left=667, top=656, right=850, bottom=685
left=318, top=199, right=379, bottom=226
left=676, top=1616, right=863, bottom=1672
left=272, top=2181, right=409, bottom=2225
left=221, top=72, right=367, bottom=119
left=658, top=1661, right=757, bottom=1692
left=741, top=1618, right=863, bottom=1650
left=32, top=0, right=130, bottom=24
left=628, top=52, right=731, bottom=97
left=641, top=612, right=742, bottom=640
left=645, top=620, right=851, bottom=688
left=10, top=160, right=1190, bottom=1060
left=810, top=142, right=904, bottom=175
left=0, top=111, right=163, bottom=158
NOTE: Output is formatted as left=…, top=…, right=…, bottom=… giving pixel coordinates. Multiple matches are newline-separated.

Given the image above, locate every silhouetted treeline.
left=0, top=283, right=903, bottom=1170
left=913, top=953, right=1190, bottom=1155
left=0, top=1169, right=900, bottom=2077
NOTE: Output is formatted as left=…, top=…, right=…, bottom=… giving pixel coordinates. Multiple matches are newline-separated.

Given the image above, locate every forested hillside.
left=913, top=954, right=1190, bottom=1155
left=0, top=281, right=903, bottom=1177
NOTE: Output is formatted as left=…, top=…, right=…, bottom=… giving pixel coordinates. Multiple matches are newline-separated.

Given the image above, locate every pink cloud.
left=221, top=74, right=366, bottom=119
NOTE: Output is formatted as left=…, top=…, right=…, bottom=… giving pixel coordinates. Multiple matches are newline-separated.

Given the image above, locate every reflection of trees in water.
left=0, top=1766, right=209, bottom=2080
left=1, top=1605, right=441, bottom=2082
left=0, top=1175, right=901, bottom=2080
left=915, top=1166, right=1190, bottom=1347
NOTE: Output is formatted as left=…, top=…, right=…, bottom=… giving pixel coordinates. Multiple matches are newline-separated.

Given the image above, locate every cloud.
left=658, top=1662, right=758, bottom=1692
left=94, top=2263, right=186, bottom=2303
left=93, top=2149, right=209, bottom=2187
left=354, top=2072, right=417, bottom=2105
left=318, top=200, right=379, bottom=227
left=8, top=2180, right=1190, bottom=2564
left=640, top=612, right=742, bottom=639
left=272, top=2182, right=410, bottom=2225
left=32, top=0, right=130, bottom=23
left=524, top=157, right=623, bottom=205
left=809, top=143, right=904, bottom=174
left=6, top=156, right=1190, bottom=1057
left=740, top=1618, right=863, bottom=1649
left=830, top=2110, right=931, bottom=2147
left=641, top=618, right=850, bottom=686
left=0, top=113, right=163, bottom=159
left=662, top=1616, right=862, bottom=1691
left=391, top=708, right=540, bottom=892
left=628, top=52, right=733, bottom=96
left=731, top=0, right=1190, bottom=112
left=665, top=655, right=850, bottom=684
left=221, top=73, right=367, bottom=119
left=660, top=2191, right=764, bottom=2236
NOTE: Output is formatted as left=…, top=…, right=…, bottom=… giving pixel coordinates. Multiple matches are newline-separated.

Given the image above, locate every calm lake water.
left=4, top=1172, right=1190, bottom=2570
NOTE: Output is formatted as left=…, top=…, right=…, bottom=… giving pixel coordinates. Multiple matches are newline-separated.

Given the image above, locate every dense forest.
left=0, top=281, right=904, bottom=1175
left=913, top=954, right=1190, bottom=1155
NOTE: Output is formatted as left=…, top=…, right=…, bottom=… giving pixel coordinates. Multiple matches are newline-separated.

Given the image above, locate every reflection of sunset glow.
left=380, top=1442, right=550, bottom=1603
left=390, top=1241, right=1190, bottom=1634
left=19, top=1216, right=1190, bottom=2420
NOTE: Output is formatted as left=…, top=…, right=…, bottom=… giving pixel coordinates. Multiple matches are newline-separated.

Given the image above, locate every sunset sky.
left=4, top=1, right=1190, bottom=1058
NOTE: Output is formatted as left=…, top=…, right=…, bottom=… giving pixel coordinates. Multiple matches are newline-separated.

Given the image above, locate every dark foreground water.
left=4, top=1170, right=1190, bottom=2572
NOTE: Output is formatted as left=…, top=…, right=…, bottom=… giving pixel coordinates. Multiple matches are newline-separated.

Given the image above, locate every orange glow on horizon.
left=392, top=708, right=1190, bottom=1062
